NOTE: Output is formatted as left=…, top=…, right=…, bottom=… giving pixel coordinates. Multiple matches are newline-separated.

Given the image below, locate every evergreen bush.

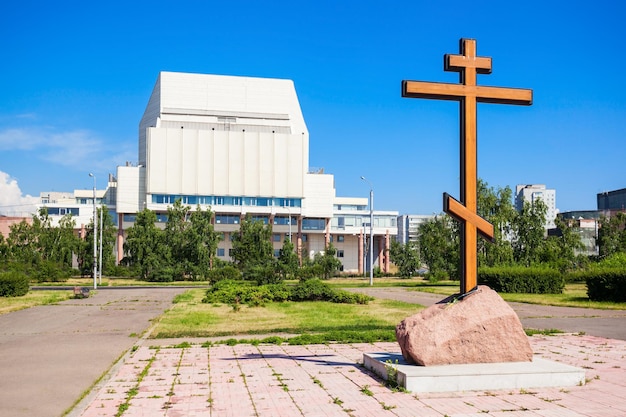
left=0, top=271, right=30, bottom=297
left=206, top=265, right=241, bottom=284
left=479, top=266, right=564, bottom=294
left=585, top=268, right=626, bottom=302
left=202, top=278, right=372, bottom=306
left=31, top=260, right=71, bottom=283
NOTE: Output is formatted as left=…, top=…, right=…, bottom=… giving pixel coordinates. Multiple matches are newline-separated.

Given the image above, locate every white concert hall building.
left=112, top=71, right=398, bottom=273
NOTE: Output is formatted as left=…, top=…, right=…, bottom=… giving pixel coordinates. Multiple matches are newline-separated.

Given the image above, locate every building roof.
left=141, top=71, right=308, bottom=135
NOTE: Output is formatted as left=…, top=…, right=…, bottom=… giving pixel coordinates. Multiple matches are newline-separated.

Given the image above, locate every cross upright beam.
left=402, top=38, right=532, bottom=295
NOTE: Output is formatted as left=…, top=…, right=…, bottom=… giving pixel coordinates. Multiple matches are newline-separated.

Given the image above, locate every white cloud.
left=0, top=126, right=135, bottom=172
left=0, top=171, right=38, bottom=216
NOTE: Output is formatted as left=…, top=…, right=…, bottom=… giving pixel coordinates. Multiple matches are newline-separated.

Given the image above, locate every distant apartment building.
left=515, top=184, right=557, bottom=229
left=597, top=187, right=626, bottom=216
left=37, top=189, right=110, bottom=229
left=396, top=214, right=435, bottom=244
left=555, top=210, right=600, bottom=256
left=0, top=215, right=32, bottom=238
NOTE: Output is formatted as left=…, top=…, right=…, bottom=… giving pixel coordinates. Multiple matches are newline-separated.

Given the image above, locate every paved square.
left=78, top=334, right=626, bottom=416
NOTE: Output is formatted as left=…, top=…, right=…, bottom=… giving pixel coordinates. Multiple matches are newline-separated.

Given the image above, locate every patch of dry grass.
left=0, top=290, right=73, bottom=315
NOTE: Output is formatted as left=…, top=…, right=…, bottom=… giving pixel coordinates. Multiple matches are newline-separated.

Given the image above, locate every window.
left=123, top=214, right=137, bottom=222
left=216, top=248, right=225, bottom=257
left=274, top=216, right=291, bottom=225
left=273, top=234, right=281, bottom=242
left=250, top=216, right=268, bottom=224
left=274, top=249, right=281, bottom=257
left=337, top=250, right=344, bottom=258
left=302, top=218, right=326, bottom=230
left=301, top=234, right=308, bottom=242
left=215, top=215, right=240, bottom=224
left=337, top=235, right=344, bottom=242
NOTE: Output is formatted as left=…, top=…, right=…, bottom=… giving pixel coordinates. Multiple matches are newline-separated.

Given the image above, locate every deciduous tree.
left=389, top=240, right=420, bottom=278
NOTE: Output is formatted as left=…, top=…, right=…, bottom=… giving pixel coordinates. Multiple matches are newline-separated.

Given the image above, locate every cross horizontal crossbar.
left=403, top=80, right=532, bottom=105
left=443, top=193, right=495, bottom=242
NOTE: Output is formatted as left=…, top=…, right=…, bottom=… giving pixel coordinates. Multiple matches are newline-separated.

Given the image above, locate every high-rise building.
left=396, top=214, right=434, bottom=244
left=515, top=184, right=557, bottom=229
left=597, top=187, right=626, bottom=215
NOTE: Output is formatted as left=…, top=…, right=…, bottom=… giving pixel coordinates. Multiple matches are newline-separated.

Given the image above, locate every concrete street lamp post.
left=89, top=173, right=97, bottom=290
left=360, top=176, right=374, bottom=286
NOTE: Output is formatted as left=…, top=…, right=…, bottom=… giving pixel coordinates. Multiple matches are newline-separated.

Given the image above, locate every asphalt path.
left=345, top=287, right=626, bottom=340
left=0, top=287, right=186, bottom=417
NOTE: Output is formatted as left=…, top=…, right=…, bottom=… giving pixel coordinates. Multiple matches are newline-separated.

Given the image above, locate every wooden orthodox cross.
left=402, top=38, right=532, bottom=295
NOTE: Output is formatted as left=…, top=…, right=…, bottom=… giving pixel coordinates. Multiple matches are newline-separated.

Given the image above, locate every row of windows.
left=152, top=194, right=302, bottom=208
left=333, top=204, right=367, bottom=211
left=123, top=213, right=168, bottom=223
left=76, top=198, right=103, bottom=205
left=123, top=211, right=395, bottom=234
left=46, top=207, right=79, bottom=216
left=216, top=247, right=345, bottom=258
left=217, top=232, right=348, bottom=245
left=332, top=216, right=397, bottom=228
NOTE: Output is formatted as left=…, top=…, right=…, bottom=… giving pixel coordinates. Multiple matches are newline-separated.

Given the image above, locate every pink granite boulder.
left=395, top=285, right=533, bottom=366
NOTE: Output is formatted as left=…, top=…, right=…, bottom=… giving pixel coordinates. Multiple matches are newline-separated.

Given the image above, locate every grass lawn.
left=151, top=288, right=421, bottom=339
left=330, top=278, right=626, bottom=309
left=0, top=290, right=73, bottom=315
left=149, top=280, right=625, bottom=342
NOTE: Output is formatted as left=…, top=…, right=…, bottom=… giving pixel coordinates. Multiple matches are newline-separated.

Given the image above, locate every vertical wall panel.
left=213, top=131, right=229, bottom=195
left=196, top=130, right=213, bottom=195
left=228, top=132, right=245, bottom=195
left=181, top=129, right=199, bottom=195
left=165, top=129, right=183, bottom=193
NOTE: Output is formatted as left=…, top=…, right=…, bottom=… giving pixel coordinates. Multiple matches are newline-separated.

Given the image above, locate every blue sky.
left=1, top=0, right=625, bottom=216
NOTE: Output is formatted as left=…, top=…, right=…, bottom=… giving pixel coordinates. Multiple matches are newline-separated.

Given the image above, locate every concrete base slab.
left=363, top=352, right=586, bottom=393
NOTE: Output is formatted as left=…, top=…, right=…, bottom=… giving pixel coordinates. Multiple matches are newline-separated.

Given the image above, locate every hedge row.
left=478, top=266, right=564, bottom=294
left=202, top=279, right=373, bottom=306
left=0, top=271, right=30, bottom=297
left=585, top=268, right=626, bottom=302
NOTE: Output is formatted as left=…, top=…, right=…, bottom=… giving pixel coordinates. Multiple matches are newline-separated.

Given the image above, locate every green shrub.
left=245, top=264, right=281, bottom=285
left=289, top=279, right=372, bottom=304
left=31, top=260, right=71, bottom=283
left=330, top=290, right=374, bottom=305
left=203, top=279, right=288, bottom=306
left=597, top=253, right=626, bottom=268
left=105, top=264, right=136, bottom=278
left=0, top=271, right=30, bottom=297
left=296, top=265, right=324, bottom=281
left=289, top=279, right=335, bottom=301
left=206, top=265, right=241, bottom=284
left=426, top=271, right=447, bottom=283
left=202, top=278, right=372, bottom=306
left=585, top=268, right=626, bottom=302
left=265, top=283, right=291, bottom=302
left=479, top=266, right=564, bottom=294
left=147, top=266, right=174, bottom=282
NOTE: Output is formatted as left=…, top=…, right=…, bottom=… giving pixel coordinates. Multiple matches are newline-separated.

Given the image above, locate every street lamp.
left=89, top=173, right=97, bottom=290
left=360, top=176, right=374, bottom=286
left=99, top=203, right=103, bottom=285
